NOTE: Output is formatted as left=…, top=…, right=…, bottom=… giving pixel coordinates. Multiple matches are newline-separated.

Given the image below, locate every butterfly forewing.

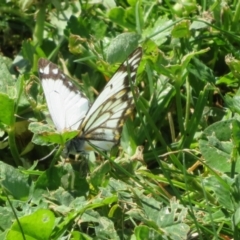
left=79, top=47, right=142, bottom=151
left=38, top=59, right=90, bottom=132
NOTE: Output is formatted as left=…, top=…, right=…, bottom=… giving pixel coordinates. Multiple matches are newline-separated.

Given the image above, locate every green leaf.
left=90, top=161, right=111, bottom=188
left=0, top=93, right=15, bottom=126
left=234, top=207, right=240, bottom=226
left=66, top=16, right=90, bottom=38
left=190, top=20, right=208, bottom=30
left=108, top=4, right=142, bottom=31
left=29, top=122, right=78, bottom=145
left=22, top=40, right=35, bottom=64
left=0, top=59, right=16, bottom=97
left=0, top=206, right=15, bottom=232
left=121, top=119, right=137, bottom=155
left=35, top=163, right=89, bottom=195
left=142, top=16, right=172, bottom=46
left=167, top=48, right=210, bottom=80
left=225, top=92, right=240, bottom=115
left=203, top=175, right=234, bottom=211
left=189, top=57, right=215, bottom=84
left=106, top=33, right=140, bottom=64
left=7, top=209, right=55, bottom=240
left=0, top=161, right=30, bottom=200
left=95, top=217, right=120, bottom=240
left=134, top=225, right=163, bottom=240
left=129, top=191, right=189, bottom=239
left=171, top=20, right=191, bottom=38
left=71, top=231, right=92, bottom=240
left=216, top=72, right=238, bottom=86
left=199, top=119, right=240, bottom=172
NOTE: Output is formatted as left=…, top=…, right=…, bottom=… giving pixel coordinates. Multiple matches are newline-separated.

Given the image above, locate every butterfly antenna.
left=14, top=114, right=30, bottom=121
left=37, top=145, right=59, bottom=161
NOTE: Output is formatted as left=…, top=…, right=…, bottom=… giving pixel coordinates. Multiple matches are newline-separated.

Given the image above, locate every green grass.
left=1, top=0, right=240, bottom=239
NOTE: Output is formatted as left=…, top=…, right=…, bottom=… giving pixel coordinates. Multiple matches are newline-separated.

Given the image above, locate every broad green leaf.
left=0, top=207, right=15, bottom=232
left=7, top=209, right=55, bottom=240
left=106, top=33, right=140, bottom=64
left=199, top=119, right=240, bottom=172
left=234, top=207, right=240, bottom=225
left=225, top=92, right=240, bottom=115
left=0, top=161, right=30, bottom=200
left=0, top=93, right=15, bottom=126
left=190, top=20, right=208, bottom=29
left=128, top=191, right=189, bottom=239
left=203, top=175, right=234, bottom=211
left=95, top=217, right=120, bottom=240
left=188, top=57, right=215, bottom=84
left=71, top=231, right=92, bottom=240
left=108, top=6, right=138, bottom=30
left=45, top=1, right=82, bottom=38
left=35, top=163, right=89, bottom=195
left=217, top=72, right=238, bottom=86
left=81, top=210, right=101, bottom=223
left=21, top=40, right=35, bottom=65
left=66, top=16, right=90, bottom=38
left=121, top=119, right=137, bottom=155
left=167, top=48, right=210, bottom=80
left=90, top=161, right=111, bottom=188
left=142, top=16, right=172, bottom=46
left=171, top=20, right=191, bottom=38
left=0, top=59, right=16, bottom=97
left=29, top=122, right=78, bottom=145
left=134, top=225, right=163, bottom=240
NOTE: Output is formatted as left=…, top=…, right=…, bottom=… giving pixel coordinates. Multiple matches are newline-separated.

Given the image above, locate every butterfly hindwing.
left=38, top=59, right=90, bottom=132
left=78, top=47, right=142, bottom=151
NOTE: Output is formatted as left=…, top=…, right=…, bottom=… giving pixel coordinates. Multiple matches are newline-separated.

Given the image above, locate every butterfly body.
left=38, top=47, right=142, bottom=153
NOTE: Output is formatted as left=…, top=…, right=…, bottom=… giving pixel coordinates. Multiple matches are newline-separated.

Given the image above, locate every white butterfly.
left=38, top=47, right=142, bottom=153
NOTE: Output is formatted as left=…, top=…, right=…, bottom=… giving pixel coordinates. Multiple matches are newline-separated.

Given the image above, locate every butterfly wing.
left=78, top=47, right=142, bottom=151
left=38, top=59, right=90, bottom=132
